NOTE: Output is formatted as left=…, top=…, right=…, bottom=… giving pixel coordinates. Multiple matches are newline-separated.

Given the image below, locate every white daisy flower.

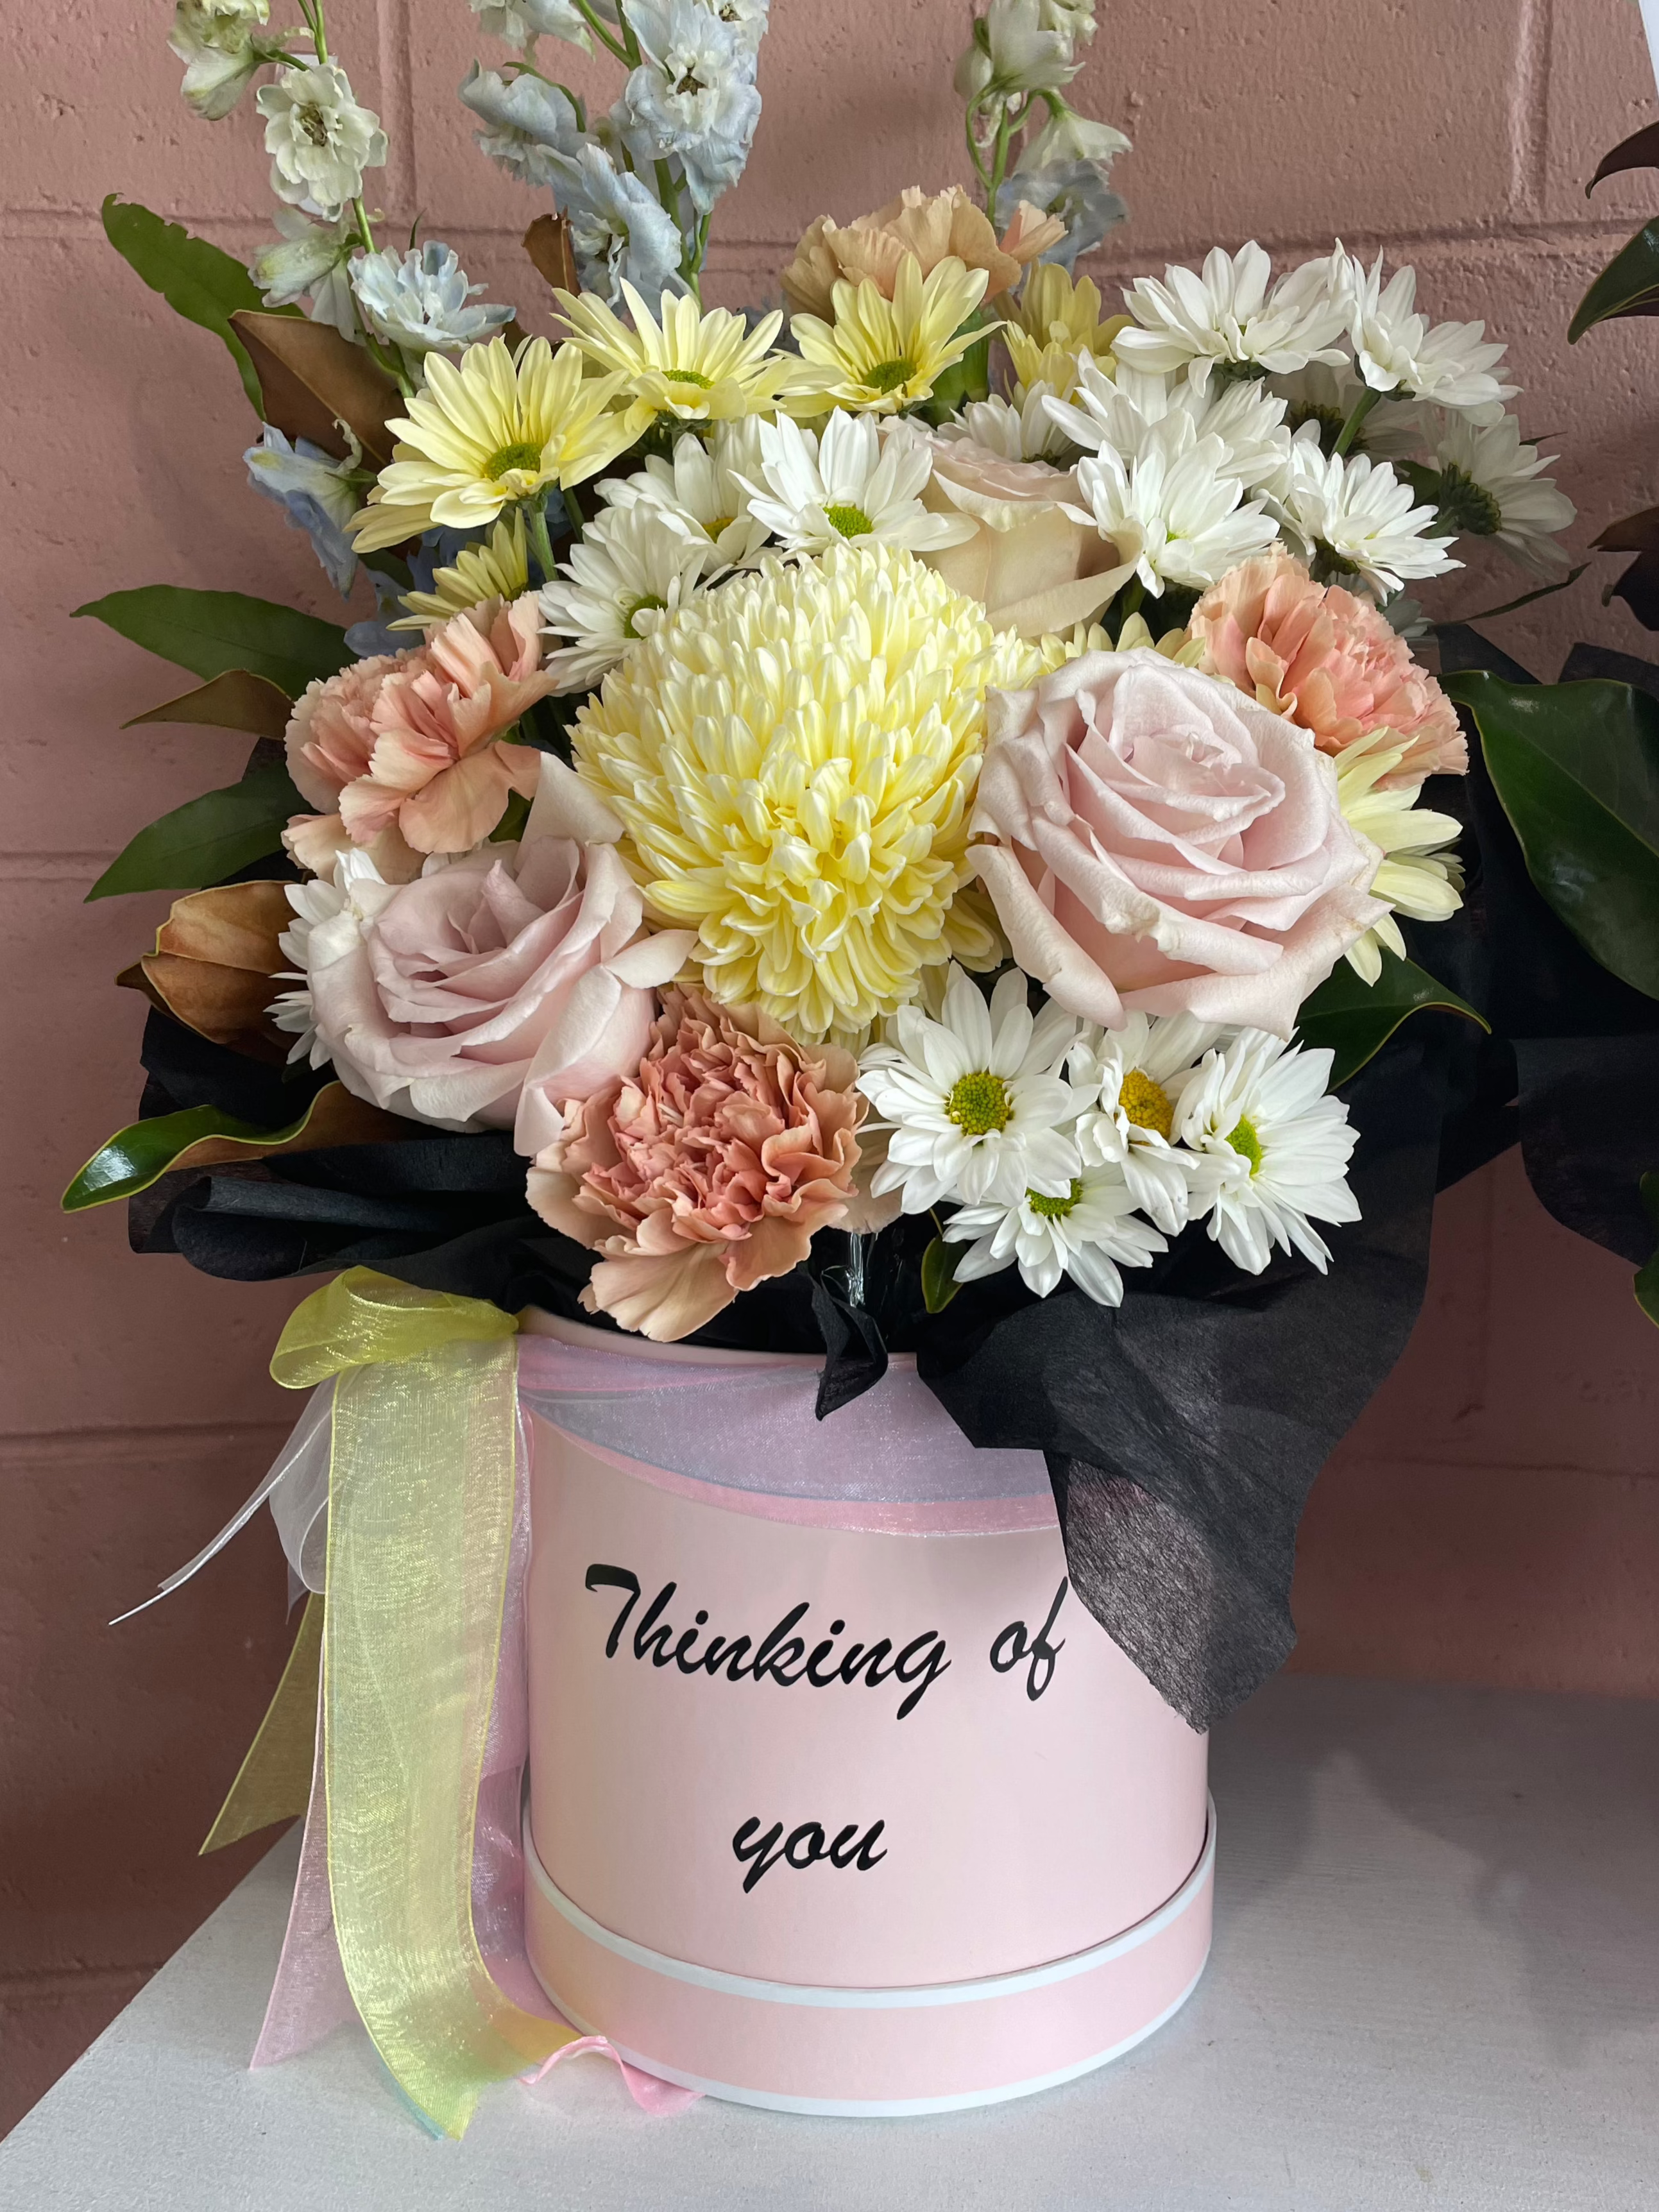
left=943, top=1162, right=1167, bottom=1305
left=740, top=411, right=976, bottom=559
left=1177, top=1030, right=1360, bottom=1275
left=1418, top=409, right=1576, bottom=580
left=858, top=965, right=1084, bottom=1212
left=1280, top=436, right=1458, bottom=597
left=1341, top=250, right=1517, bottom=423
left=538, top=500, right=713, bottom=692
left=1066, top=1012, right=1225, bottom=1235
left=1334, top=733, right=1465, bottom=982
left=1114, top=242, right=1349, bottom=391
left=599, top=420, right=772, bottom=566
left=1067, top=413, right=1279, bottom=597
left=942, top=387, right=1074, bottom=463
left=1048, top=354, right=1294, bottom=494
left=269, top=846, right=399, bottom=1066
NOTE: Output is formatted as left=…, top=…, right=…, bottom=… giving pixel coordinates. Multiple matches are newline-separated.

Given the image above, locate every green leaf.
left=1295, top=949, right=1487, bottom=1090
left=921, top=1236, right=965, bottom=1314
left=87, top=763, right=302, bottom=901
left=62, top=1083, right=395, bottom=1211
left=1569, top=220, right=1659, bottom=341
left=1635, top=1173, right=1659, bottom=1327
left=101, top=194, right=291, bottom=413
left=74, top=586, right=351, bottom=696
left=123, top=669, right=295, bottom=740
left=1442, top=670, right=1659, bottom=1000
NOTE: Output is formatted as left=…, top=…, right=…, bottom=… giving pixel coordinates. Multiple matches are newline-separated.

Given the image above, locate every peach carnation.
left=781, top=185, right=1063, bottom=321
left=527, top=992, right=867, bottom=1342
left=284, top=593, right=553, bottom=866
left=1189, top=552, right=1465, bottom=789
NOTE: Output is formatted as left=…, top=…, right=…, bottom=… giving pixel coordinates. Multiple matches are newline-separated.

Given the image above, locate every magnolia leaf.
left=1589, top=123, right=1659, bottom=194
left=523, top=212, right=577, bottom=297
left=1569, top=221, right=1659, bottom=340
left=117, top=880, right=293, bottom=1057
left=921, top=1235, right=965, bottom=1314
left=1607, top=549, right=1659, bottom=631
left=1636, top=1172, right=1659, bottom=1326
left=1294, top=950, right=1486, bottom=1090
left=229, top=309, right=404, bottom=466
left=88, top=764, right=303, bottom=901
left=123, top=669, right=294, bottom=740
left=102, top=195, right=289, bottom=413
left=1443, top=670, right=1659, bottom=999
left=1592, top=503, right=1659, bottom=554
left=62, top=1084, right=411, bottom=1212
left=74, top=586, right=350, bottom=695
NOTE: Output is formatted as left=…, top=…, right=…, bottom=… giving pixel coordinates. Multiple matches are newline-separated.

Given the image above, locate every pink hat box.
left=517, top=1314, right=1214, bottom=2116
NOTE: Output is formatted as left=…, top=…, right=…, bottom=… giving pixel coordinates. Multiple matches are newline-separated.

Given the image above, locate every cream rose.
left=906, top=428, right=1134, bottom=638
left=969, top=651, right=1387, bottom=1036
left=276, top=755, right=693, bottom=1141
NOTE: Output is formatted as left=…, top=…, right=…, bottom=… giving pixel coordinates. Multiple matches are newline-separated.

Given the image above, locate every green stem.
left=964, top=95, right=994, bottom=200
left=561, top=485, right=587, bottom=540
left=571, top=0, right=629, bottom=62
left=524, top=497, right=560, bottom=586
left=300, top=0, right=328, bottom=63
left=985, top=103, right=1016, bottom=232
left=1333, top=387, right=1382, bottom=458
left=615, top=0, right=642, bottom=64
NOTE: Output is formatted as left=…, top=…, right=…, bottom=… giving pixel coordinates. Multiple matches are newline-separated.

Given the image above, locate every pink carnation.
left=527, top=993, right=868, bottom=1343
left=1188, top=552, right=1465, bottom=788
left=284, top=594, right=554, bottom=865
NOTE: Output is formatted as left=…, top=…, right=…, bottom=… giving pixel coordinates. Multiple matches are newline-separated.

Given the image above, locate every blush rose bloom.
left=969, top=651, right=1388, bottom=1037
left=904, top=428, right=1134, bottom=638
left=284, top=593, right=553, bottom=870
left=1188, top=552, right=1465, bottom=788
left=527, top=992, right=868, bottom=1342
left=280, top=755, right=693, bottom=1136
left=780, top=185, right=1063, bottom=321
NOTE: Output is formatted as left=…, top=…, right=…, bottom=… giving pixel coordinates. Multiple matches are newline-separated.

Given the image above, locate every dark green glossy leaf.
left=1295, top=949, right=1486, bottom=1090
left=1588, top=123, right=1659, bottom=194
left=123, top=669, right=295, bottom=739
left=1569, top=220, right=1659, bottom=340
left=74, top=586, right=350, bottom=695
left=62, top=1083, right=398, bottom=1211
left=921, top=1235, right=965, bottom=1314
left=87, top=763, right=303, bottom=901
left=1443, top=670, right=1659, bottom=999
left=101, top=195, right=287, bottom=412
left=1635, top=1172, right=1659, bottom=1327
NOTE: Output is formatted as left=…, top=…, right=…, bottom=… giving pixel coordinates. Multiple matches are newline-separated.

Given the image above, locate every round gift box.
left=518, top=1316, right=1212, bottom=2116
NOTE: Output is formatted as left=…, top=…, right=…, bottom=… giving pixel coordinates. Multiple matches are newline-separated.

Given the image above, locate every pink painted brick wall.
left=4, top=0, right=1658, bottom=2134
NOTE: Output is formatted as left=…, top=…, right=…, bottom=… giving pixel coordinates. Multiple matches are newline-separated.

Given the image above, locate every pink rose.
left=1188, top=552, right=1465, bottom=788
left=285, top=757, right=693, bottom=1137
left=284, top=594, right=554, bottom=865
left=527, top=992, right=867, bottom=1342
left=970, top=651, right=1387, bottom=1036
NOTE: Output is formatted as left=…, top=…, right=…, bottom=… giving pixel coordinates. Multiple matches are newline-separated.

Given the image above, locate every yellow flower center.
left=824, top=502, right=874, bottom=538
left=1119, top=1068, right=1174, bottom=1139
left=1227, top=1113, right=1264, bottom=1174
left=1027, top=1178, right=1084, bottom=1221
left=484, top=439, right=545, bottom=480
left=865, top=357, right=915, bottom=395
left=946, top=1069, right=1012, bottom=1136
left=621, top=591, right=668, bottom=640
left=664, top=367, right=713, bottom=387
left=706, top=513, right=735, bottom=537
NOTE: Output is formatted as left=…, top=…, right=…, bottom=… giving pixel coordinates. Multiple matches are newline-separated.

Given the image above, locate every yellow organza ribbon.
left=271, top=1267, right=574, bottom=2138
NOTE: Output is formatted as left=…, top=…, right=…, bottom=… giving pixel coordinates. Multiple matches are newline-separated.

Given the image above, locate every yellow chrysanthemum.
left=572, top=542, right=1042, bottom=1040
left=389, top=511, right=531, bottom=631
left=350, top=337, right=633, bottom=552
left=554, top=284, right=795, bottom=437
left=1006, top=268, right=1129, bottom=402
left=789, top=255, right=993, bottom=416
left=1336, top=730, right=1465, bottom=982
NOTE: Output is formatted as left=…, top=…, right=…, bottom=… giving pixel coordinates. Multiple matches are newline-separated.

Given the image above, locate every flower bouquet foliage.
left=72, top=0, right=1587, bottom=1719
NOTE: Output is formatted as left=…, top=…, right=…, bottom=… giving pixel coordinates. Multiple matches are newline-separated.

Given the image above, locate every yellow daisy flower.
left=1005, top=266, right=1128, bottom=401
left=1335, top=730, right=1464, bottom=982
left=789, top=255, right=993, bottom=416
left=349, top=337, right=633, bottom=552
left=553, top=284, right=794, bottom=437
left=389, top=511, right=531, bottom=631
left=571, top=542, right=1042, bottom=1041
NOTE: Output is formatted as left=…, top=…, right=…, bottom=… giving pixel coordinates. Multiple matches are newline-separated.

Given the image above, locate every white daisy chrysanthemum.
left=1341, top=250, right=1517, bottom=423
left=1280, top=437, right=1458, bottom=596
left=1335, top=732, right=1465, bottom=982
left=941, top=387, right=1074, bottom=463
left=942, top=1162, right=1168, bottom=1306
left=1418, top=409, right=1577, bottom=580
left=1066, top=413, right=1279, bottom=597
left=858, top=966, right=1084, bottom=1212
left=1047, top=354, right=1293, bottom=494
left=1066, top=1012, right=1224, bottom=1234
left=1114, top=242, right=1349, bottom=391
left=598, top=420, right=772, bottom=568
left=1177, top=1030, right=1361, bottom=1275
left=538, top=500, right=714, bottom=692
left=741, top=411, right=976, bottom=559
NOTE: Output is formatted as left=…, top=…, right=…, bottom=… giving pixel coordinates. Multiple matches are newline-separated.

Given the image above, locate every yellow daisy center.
left=664, top=367, right=713, bottom=387
left=824, top=502, right=874, bottom=538
left=1227, top=1113, right=1264, bottom=1174
left=946, top=1070, right=1012, bottom=1136
left=865, top=356, right=915, bottom=394
left=1119, top=1068, right=1175, bottom=1139
left=1027, top=1178, right=1084, bottom=1220
left=484, top=439, right=545, bottom=479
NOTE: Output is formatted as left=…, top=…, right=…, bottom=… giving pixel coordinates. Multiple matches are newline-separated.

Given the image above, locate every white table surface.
left=4, top=1674, right=1656, bottom=2211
